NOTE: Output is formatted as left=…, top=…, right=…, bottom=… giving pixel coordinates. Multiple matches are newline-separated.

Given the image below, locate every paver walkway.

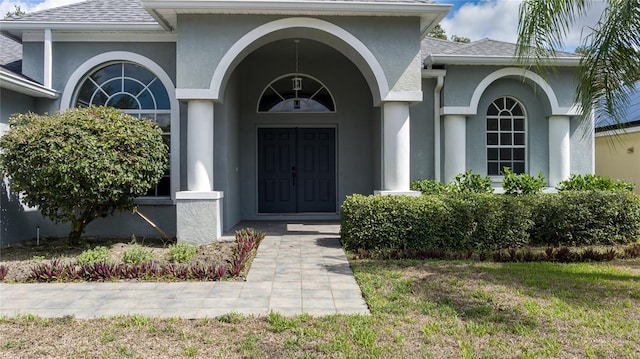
left=0, top=221, right=369, bottom=318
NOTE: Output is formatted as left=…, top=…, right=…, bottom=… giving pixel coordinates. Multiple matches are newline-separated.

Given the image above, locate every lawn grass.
left=1, top=258, right=638, bottom=358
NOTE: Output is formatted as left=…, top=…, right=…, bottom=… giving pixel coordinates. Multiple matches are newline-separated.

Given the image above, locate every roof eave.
left=0, top=69, right=60, bottom=99
left=425, top=54, right=581, bottom=67
left=143, top=0, right=451, bottom=35
left=0, top=21, right=165, bottom=38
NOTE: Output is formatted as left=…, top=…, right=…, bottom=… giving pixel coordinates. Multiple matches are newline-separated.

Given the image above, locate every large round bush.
left=0, top=106, right=168, bottom=243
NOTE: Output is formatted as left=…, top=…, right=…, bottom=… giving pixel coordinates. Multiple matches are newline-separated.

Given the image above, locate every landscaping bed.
left=0, top=229, right=264, bottom=283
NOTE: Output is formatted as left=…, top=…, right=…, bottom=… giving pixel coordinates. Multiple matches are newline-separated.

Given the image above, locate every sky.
left=1, top=0, right=606, bottom=52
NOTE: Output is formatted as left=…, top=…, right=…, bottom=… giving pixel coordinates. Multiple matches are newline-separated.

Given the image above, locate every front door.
left=258, top=128, right=336, bottom=213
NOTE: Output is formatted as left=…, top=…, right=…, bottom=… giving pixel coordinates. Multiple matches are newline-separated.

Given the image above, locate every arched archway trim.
left=176, top=17, right=391, bottom=104
left=440, top=67, right=579, bottom=117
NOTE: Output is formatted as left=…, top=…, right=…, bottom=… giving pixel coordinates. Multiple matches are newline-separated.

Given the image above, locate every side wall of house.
left=2, top=88, right=38, bottom=245
left=595, top=131, right=640, bottom=193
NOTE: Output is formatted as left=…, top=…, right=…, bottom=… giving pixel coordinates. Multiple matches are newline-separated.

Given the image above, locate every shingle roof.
left=596, top=82, right=640, bottom=129
left=422, top=37, right=580, bottom=58
left=0, top=34, right=23, bottom=75
left=6, top=0, right=157, bottom=23
left=5, top=0, right=433, bottom=23
left=421, top=37, right=465, bottom=60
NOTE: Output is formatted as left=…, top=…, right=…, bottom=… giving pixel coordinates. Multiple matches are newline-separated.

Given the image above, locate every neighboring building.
left=0, top=0, right=591, bottom=244
left=595, top=83, right=640, bottom=193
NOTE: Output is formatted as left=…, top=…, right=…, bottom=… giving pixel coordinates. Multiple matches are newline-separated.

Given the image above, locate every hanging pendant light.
left=292, top=40, right=303, bottom=91
left=292, top=40, right=303, bottom=109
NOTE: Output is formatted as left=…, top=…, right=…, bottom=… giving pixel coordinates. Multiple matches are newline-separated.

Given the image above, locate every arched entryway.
left=228, top=38, right=376, bottom=222
left=175, top=17, right=423, bottom=241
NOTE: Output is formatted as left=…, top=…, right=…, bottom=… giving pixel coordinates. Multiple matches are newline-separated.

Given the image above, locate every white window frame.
left=486, top=96, right=527, bottom=176
left=257, top=73, right=336, bottom=113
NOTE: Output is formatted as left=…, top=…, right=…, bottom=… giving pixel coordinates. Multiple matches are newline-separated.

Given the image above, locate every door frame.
left=255, top=123, right=339, bottom=215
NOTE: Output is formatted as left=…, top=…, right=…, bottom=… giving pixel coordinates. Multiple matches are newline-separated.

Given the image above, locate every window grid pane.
left=486, top=97, right=526, bottom=175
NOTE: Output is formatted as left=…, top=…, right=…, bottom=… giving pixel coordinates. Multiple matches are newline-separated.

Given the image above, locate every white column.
left=548, top=115, right=571, bottom=186
left=43, top=29, right=52, bottom=89
left=187, top=100, right=214, bottom=191
left=382, top=102, right=411, bottom=191
left=444, top=114, right=466, bottom=183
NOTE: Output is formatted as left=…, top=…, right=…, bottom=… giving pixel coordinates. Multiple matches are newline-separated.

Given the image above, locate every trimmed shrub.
left=340, top=193, right=532, bottom=252
left=502, top=167, right=546, bottom=195
left=557, top=174, right=634, bottom=192
left=410, top=179, right=448, bottom=194
left=448, top=170, right=493, bottom=194
left=340, top=191, right=640, bottom=252
left=530, top=190, right=640, bottom=246
left=0, top=107, right=168, bottom=244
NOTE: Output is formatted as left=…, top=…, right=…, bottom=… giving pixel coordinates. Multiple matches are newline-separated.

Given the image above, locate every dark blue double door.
left=258, top=128, right=336, bottom=213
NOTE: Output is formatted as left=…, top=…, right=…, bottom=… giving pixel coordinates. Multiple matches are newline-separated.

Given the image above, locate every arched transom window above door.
left=486, top=96, right=527, bottom=176
left=258, top=73, right=336, bottom=113
left=73, top=61, right=171, bottom=197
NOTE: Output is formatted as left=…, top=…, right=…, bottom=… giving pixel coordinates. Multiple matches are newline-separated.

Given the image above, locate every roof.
left=595, top=82, right=640, bottom=131
left=0, top=34, right=59, bottom=98
left=1, top=0, right=438, bottom=24
left=142, top=0, right=448, bottom=35
left=422, top=37, right=581, bottom=66
left=0, top=0, right=449, bottom=40
left=5, top=0, right=156, bottom=23
left=0, top=34, right=22, bottom=74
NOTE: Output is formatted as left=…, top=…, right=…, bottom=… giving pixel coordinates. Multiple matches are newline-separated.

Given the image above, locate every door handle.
left=292, top=166, right=297, bottom=186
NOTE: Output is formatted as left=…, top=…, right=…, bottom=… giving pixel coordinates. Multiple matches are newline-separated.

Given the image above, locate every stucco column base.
left=176, top=191, right=224, bottom=244
left=374, top=190, right=421, bottom=197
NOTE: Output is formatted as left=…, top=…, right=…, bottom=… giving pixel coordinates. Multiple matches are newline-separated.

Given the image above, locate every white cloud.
left=1, top=0, right=84, bottom=18
left=440, top=0, right=606, bottom=51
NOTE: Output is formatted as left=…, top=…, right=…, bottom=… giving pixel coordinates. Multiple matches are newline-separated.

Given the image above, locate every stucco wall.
left=570, top=118, right=594, bottom=175
left=214, top=71, right=242, bottom=229
left=1, top=89, right=36, bottom=245
left=22, top=41, right=176, bottom=112
left=176, top=14, right=422, bottom=102
left=442, top=65, right=578, bottom=109
left=410, top=78, right=436, bottom=180
left=595, top=131, right=639, bottom=193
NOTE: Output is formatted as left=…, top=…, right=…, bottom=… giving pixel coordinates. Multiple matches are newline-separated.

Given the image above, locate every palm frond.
left=578, top=0, right=640, bottom=128
left=516, top=0, right=591, bottom=67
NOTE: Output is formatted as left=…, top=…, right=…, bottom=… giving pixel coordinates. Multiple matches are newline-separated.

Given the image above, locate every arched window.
left=74, top=61, right=171, bottom=197
left=258, top=74, right=335, bottom=113
left=486, top=96, right=526, bottom=175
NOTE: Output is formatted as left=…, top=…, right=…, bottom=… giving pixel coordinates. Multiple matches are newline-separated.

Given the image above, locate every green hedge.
left=530, top=191, right=640, bottom=246
left=340, top=191, right=640, bottom=251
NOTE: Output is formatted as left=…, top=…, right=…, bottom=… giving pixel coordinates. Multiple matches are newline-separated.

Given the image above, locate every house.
left=0, top=0, right=592, bottom=244
left=595, top=83, right=640, bottom=193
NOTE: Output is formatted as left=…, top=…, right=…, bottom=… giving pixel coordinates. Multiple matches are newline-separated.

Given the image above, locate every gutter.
left=0, top=21, right=165, bottom=37
left=425, top=54, right=581, bottom=67
left=0, top=68, right=60, bottom=99
left=142, top=0, right=451, bottom=36
left=422, top=68, right=446, bottom=182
